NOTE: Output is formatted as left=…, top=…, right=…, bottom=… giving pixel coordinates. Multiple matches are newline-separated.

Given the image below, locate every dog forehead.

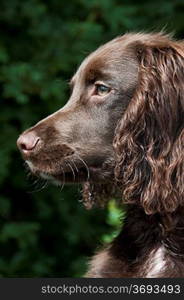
left=73, top=37, right=134, bottom=83
left=71, top=32, right=176, bottom=84
left=83, top=39, right=129, bottom=69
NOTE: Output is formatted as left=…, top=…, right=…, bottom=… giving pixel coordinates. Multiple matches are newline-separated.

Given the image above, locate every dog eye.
left=95, top=84, right=111, bottom=96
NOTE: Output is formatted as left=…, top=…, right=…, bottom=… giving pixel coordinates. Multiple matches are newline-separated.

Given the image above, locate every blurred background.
left=0, top=0, right=184, bottom=277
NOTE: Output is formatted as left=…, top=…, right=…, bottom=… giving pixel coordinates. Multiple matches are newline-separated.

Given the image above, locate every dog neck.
left=111, top=205, right=184, bottom=262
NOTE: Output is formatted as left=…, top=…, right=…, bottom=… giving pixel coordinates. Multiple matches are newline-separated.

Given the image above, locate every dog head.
left=17, top=33, right=184, bottom=213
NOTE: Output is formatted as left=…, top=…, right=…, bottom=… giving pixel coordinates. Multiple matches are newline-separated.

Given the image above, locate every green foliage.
left=0, top=0, right=184, bottom=277
left=101, top=200, right=123, bottom=244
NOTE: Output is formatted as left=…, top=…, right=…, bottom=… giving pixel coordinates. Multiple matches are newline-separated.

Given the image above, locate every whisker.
left=24, top=162, right=45, bottom=191
left=28, top=179, right=48, bottom=193
left=67, top=162, right=76, bottom=181
left=27, top=177, right=40, bottom=188
left=71, top=159, right=81, bottom=191
left=59, top=166, right=66, bottom=192
left=71, top=159, right=79, bottom=173
left=76, top=155, right=90, bottom=181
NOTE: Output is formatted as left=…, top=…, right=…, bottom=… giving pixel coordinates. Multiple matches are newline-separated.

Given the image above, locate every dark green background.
left=0, top=0, right=184, bottom=277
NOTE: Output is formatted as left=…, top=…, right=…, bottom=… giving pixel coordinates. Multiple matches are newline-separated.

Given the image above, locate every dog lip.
left=25, top=160, right=35, bottom=171
left=25, top=157, right=105, bottom=183
left=38, top=165, right=103, bottom=183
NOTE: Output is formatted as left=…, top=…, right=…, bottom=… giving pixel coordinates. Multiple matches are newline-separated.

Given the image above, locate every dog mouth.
left=25, top=159, right=105, bottom=184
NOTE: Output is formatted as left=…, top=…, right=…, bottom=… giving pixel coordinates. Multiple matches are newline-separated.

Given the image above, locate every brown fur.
left=17, top=32, right=184, bottom=277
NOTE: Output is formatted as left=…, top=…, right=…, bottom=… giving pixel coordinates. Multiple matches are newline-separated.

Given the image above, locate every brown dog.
left=17, top=33, right=184, bottom=277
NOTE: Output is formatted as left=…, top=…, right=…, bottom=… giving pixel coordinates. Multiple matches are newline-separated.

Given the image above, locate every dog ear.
left=114, top=36, right=184, bottom=215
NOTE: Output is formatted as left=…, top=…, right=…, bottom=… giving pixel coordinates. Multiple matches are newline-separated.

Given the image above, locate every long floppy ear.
left=114, top=37, right=184, bottom=215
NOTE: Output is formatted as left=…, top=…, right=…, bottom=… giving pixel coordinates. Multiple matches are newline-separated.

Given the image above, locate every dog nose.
left=17, top=131, right=40, bottom=153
